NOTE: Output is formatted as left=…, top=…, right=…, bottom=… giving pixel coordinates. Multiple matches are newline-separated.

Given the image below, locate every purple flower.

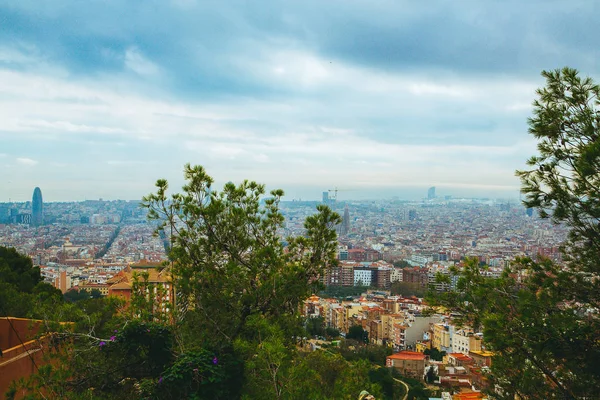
left=212, top=356, right=218, bottom=365
left=114, top=329, right=118, bottom=333
left=110, top=336, right=116, bottom=341
left=99, top=341, right=106, bottom=347
left=158, top=376, right=163, bottom=384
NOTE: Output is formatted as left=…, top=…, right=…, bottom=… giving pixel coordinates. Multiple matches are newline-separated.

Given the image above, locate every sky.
left=1, top=1, right=599, bottom=202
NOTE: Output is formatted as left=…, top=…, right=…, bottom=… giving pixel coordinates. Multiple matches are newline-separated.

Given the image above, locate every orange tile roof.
left=387, top=351, right=426, bottom=361
left=110, top=282, right=132, bottom=290
left=469, top=350, right=494, bottom=357
left=453, top=393, right=484, bottom=400
left=449, top=353, right=473, bottom=362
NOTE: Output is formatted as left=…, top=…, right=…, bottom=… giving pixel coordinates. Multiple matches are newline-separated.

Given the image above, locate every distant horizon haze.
left=1, top=183, right=521, bottom=204
left=1, top=1, right=596, bottom=203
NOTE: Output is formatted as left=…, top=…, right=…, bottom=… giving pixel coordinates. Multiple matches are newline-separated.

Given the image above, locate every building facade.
left=32, top=187, right=43, bottom=226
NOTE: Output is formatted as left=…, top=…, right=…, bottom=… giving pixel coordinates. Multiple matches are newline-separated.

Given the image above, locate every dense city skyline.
left=2, top=3, right=599, bottom=397
left=1, top=1, right=599, bottom=202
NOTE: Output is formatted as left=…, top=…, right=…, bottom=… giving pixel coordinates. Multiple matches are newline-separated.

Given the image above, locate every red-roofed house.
left=386, top=351, right=428, bottom=378
left=453, top=392, right=486, bottom=400
left=447, top=352, right=474, bottom=367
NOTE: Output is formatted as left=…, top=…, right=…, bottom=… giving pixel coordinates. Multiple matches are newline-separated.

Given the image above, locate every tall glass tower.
left=32, top=187, right=43, bottom=226
left=427, top=186, right=436, bottom=200
left=343, top=206, right=350, bottom=235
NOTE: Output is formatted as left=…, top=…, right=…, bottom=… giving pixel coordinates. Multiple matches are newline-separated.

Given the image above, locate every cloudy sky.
left=1, top=1, right=599, bottom=202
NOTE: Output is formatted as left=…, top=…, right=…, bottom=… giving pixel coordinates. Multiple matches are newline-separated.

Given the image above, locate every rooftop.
left=387, top=351, right=426, bottom=361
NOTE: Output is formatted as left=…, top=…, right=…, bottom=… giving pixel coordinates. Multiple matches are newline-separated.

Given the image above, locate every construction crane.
left=327, top=188, right=354, bottom=203
left=328, top=188, right=339, bottom=203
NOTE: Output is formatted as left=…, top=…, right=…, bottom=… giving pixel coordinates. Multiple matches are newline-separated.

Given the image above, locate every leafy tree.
left=339, top=342, right=391, bottom=366
left=392, top=260, right=410, bottom=268
left=390, top=281, right=426, bottom=298
left=128, top=271, right=171, bottom=324
left=430, top=68, right=600, bottom=399
left=346, top=325, right=369, bottom=344
left=325, top=327, right=341, bottom=339
left=9, top=166, right=357, bottom=399
left=286, top=351, right=383, bottom=400
left=0, top=246, right=62, bottom=317
left=142, top=164, right=341, bottom=346
left=64, top=289, right=91, bottom=303
left=425, top=366, right=437, bottom=384
left=318, top=285, right=369, bottom=298
left=0, top=246, right=41, bottom=292
left=391, top=370, right=435, bottom=400
left=234, top=314, right=291, bottom=399
left=367, top=367, right=395, bottom=399
left=518, top=67, right=600, bottom=275
left=305, top=316, right=326, bottom=338
left=423, top=348, right=445, bottom=362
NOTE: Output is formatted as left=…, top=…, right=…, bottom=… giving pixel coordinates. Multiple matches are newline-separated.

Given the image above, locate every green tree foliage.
left=339, top=341, right=391, bottom=366
left=391, top=370, right=436, bottom=400
left=518, top=67, right=600, bottom=273
left=286, top=351, right=383, bottom=400
left=0, top=246, right=41, bottom=291
left=325, top=326, right=341, bottom=339
left=0, top=246, right=62, bottom=317
left=425, top=366, right=437, bottom=384
left=129, top=271, right=171, bottom=324
left=346, top=325, right=369, bottom=344
left=305, top=316, right=326, bottom=338
left=392, top=260, right=410, bottom=268
left=318, top=285, right=369, bottom=298
left=367, top=367, right=395, bottom=399
left=234, top=314, right=390, bottom=399
left=390, top=281, right=426, bottom=297
left=423, top=348, right=445, bottom=362
left=430, top=68, right=600, bottom=399
left=64, top=289, right=92, bottom=303
left=142, top=164, right=341, bottom=346
left=9, top=166, right=402, bottom=399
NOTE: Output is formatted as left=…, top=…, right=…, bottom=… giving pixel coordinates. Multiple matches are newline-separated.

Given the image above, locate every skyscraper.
left=427, top=186, right=436, bottom=200
left=335, top=206, right=351, bottom=236
left=322, top=191, right=329, bottom=204
left=32, top=187, right=43, bottom=226
left=343, top=206, right=350, bottom=235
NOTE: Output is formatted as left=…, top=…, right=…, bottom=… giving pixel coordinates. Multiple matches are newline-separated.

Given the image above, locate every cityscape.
left=1, top=183, right=570, bottom=398
left=1, top=186, right=566, bottom=294
left=1, top=1, right=598, bottom=399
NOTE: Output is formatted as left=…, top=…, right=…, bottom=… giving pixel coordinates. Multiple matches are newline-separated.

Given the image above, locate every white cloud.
left=106, top=160, right=149, bottom=166
left=21, top=120, right=129, bottom=134
left=254, top=153, right=270, bottom=163
left=0, top=43, right=539, bottom=200
left=0, top=45, right=37, bottom=64
left=409, top=82, right=470, bottom=97
left=16, top=157, right=38, bottom=166
left=124, top=47, right=160, bottom=76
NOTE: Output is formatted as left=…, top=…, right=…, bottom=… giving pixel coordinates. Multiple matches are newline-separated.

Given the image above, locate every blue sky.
left=1, top=1, right=599, bottom=202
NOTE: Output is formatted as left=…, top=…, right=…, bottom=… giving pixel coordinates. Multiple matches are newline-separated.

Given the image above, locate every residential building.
left=432, top=323, right=454, bottom=353
left=452, top=328, right=482, bottom=355
left=386, top=351, right=427, bottom=379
